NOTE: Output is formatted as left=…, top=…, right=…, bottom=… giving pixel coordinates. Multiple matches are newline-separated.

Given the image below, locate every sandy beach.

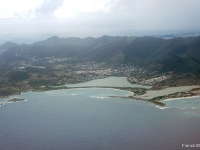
left=136, top=85, right=200, bottom=100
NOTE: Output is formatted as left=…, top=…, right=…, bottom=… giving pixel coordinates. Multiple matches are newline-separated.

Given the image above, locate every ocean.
left=0, top=88, right=200, bottom=150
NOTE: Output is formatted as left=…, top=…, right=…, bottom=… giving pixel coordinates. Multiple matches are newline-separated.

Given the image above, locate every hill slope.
left=1, top=36, right=200, bottom=74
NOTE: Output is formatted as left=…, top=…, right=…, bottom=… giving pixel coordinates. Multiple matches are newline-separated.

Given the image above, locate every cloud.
left=37, top=0, right=64, bottom=16
left=0, top=0, right=44, bottom=19
left=0, top=0, right=120, bottom=19
left=53, top=0, right=120, bottom=18
left=0, top=0, right=200, bottom=41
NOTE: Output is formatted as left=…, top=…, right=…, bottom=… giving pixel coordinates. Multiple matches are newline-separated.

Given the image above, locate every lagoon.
left=0, top=88, right=200, bottom=150
left=66, top=76, right=152, bottom=89
left=65, top=76, right=200, bottom=101
left=137, top=85, right=200, bottom=99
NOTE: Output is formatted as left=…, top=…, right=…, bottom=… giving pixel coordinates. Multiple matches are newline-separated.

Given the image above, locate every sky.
left=1, top=0, right=200, bottom=44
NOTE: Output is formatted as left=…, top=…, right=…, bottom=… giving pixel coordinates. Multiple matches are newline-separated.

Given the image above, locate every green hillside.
left=1, top=35, right=200, bottom=74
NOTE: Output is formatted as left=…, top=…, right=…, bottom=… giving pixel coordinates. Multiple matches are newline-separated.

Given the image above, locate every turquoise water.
left=0, top=88, right=200, bottom=150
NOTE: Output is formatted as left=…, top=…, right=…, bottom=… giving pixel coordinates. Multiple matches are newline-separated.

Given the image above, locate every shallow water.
left=66, top=76, right=152, bottom=89
left=137, top=85, right=200, bottom=99
left=0, top=88, right=200, bottom=150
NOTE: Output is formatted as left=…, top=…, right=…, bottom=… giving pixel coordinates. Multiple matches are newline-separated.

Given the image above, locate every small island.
left=7, top=98, right=25, bottom=102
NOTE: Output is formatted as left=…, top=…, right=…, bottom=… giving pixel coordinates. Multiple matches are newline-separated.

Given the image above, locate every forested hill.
left=1, top=35, right=200, bottom=74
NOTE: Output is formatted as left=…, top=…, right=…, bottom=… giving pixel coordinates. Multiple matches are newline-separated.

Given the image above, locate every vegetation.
left=7, top=71, right=30, bottom=83
left=0, top=88, right=19, bottom=97
left=0, top=35, right=200, bottom=100
left=1, top=36, right=200, bottom=75
left=29, top=79, right=51, bottom=88
left=153, top=73, right=200, bottom=87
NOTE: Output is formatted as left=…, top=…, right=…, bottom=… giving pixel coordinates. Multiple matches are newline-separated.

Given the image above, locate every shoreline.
left=1, top=85, right=200, bottom=107
left=65, top=76, right=152, bottom=89
left=161, top=95, right=200, bottom=102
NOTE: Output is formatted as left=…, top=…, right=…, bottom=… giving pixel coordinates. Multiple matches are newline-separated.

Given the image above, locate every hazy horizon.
left=2, top=31, right=200, bottom=45
left=1, top=0, right=200, bottom=44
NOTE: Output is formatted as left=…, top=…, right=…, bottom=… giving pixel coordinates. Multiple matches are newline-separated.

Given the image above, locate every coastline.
left=0, top=78, right=200, bottom=107
left=112, top=85, right=200, bottom=106
left=162, top=95, right=200, bottom=102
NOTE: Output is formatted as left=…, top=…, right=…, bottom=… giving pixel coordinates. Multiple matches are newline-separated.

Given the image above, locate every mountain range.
left=1, top=35, right=200, bottom=74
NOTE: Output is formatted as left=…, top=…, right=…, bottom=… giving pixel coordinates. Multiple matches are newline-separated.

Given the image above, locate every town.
left=0, top=56, right=200, bottom=105
left=0, top=56, right=173, bottom=97
left=3, top=56, right=172, bottom=85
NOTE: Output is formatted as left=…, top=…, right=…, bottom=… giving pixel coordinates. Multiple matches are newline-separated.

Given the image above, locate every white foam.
left=180, top=107, right=186, bottom=109
left=98, top=96, right=107, bottom=99
left=159, top=107, right=170, bottom=109
left=90, top=95, right=107, bottom=99
left=191, top=106, right=196, bottom=110
left=156, top=105, right=170, bottom=109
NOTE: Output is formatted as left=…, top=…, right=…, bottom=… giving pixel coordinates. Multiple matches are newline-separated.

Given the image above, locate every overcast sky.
left=1, top=0, right=200, bottom=44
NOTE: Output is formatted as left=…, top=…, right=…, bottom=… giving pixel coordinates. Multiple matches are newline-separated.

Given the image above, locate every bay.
left=0, top=88, right=200, bottom=150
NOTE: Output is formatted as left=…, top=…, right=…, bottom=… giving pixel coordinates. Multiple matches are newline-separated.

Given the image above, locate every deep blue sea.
left=0, top=88, right=200, bottom=150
